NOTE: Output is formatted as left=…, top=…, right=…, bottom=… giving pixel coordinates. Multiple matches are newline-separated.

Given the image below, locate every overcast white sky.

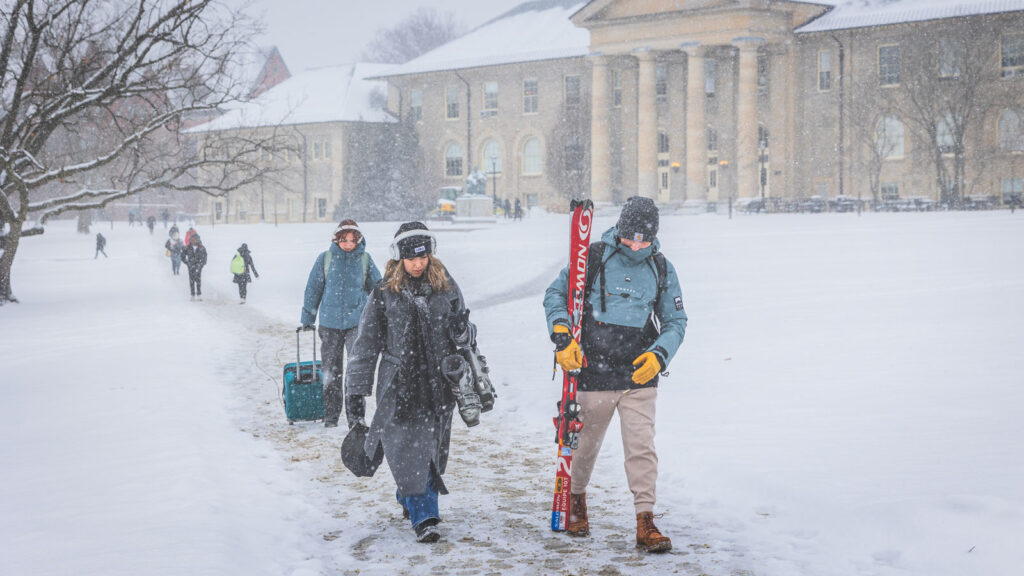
left=244, top=0, right=528, bottom=72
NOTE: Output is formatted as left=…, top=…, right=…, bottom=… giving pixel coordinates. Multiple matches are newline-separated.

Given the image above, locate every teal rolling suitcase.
left=283, top=326, right=324, bottom=423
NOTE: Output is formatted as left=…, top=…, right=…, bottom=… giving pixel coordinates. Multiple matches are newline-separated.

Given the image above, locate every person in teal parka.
left=301, top=219, right=382, bottom=428
left=543, top=196, right=687, bottom=552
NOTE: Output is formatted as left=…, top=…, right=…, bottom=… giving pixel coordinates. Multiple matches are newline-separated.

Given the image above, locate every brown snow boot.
left=566, top=492, right=590, bottom=536
left=636, top=512, right=672, bottom=553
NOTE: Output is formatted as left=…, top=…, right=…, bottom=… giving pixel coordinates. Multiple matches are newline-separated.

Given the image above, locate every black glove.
left=346, top=395, right=366, bottom=427
left=300, top=324, right=315, bottom=332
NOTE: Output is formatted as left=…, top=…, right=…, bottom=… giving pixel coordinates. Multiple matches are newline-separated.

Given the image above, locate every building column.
left=682, top=43, right=706, bottom=205
left=590, top=55, right=612, bottom=204
left=635, top=50, right=658, bottom=200
left=734, top=38, right=763, bottom=201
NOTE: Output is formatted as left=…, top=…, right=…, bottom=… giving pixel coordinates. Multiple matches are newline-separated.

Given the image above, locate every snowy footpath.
left=2, top=211, right=1023, bottom=576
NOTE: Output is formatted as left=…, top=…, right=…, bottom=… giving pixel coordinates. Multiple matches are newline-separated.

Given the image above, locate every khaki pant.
left=570, top=387, right=658, bottom=514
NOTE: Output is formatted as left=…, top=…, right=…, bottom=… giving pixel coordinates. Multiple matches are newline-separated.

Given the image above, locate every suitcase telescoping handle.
left=296, top=326, right=317, bottom=378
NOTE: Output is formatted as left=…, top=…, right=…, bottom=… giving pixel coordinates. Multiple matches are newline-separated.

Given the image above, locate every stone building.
left=188, top=63, right=393, bottom=225
left=377, top=0, right=1024, bottom=209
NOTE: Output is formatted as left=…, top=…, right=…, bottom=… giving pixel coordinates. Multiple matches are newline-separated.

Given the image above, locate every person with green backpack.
left=301, top=219, right=382, bottom=428
left=230, top=243, right=259, bottom=303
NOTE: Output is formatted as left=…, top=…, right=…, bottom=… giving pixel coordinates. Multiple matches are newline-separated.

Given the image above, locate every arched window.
left=483, top=140, right=502, bottom=174
left=876, top=115, right=904, bottom=159
left=523, top=137, right=542, bottom=175
left=445, top=143, right=463, bottom=177
left=998, top=109, right=1024, bottom=152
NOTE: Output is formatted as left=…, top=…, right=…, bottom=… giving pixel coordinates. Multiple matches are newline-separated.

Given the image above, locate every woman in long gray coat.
left=345, top=221, right=470, bottom=544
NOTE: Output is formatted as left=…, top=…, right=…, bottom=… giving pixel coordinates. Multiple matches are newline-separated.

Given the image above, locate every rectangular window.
left=757, top=53, right=769, bottom=97
left=322, top=140, right=331, bottom=159
left=818, top=50, right=833, bottom=91
left=1001, top=34, right=1024, bottom=78
left=483, top=81, right=498, bottom=114
left=410, top=89, right=422, bottom=121
left=938, top=38, right=961, bottom=78
left=661, top=172, right=669, bottom=190
left=881, top=182, right=899, bottom=201
left=446, top=156, right=462, bottom=177
left=655, top=64, right=667, bottom=102
left=708, top=169, right=717, bottom=188
left=1002, top=178, right=1023, bottom=203
left=317, top=198, right=327, bottom=218
left=564, top=75, right=581, bottom=108
left=523, top=79, right=538, bottom=114
left=879, top=44, right=900, bottom=86
left=313, top=142, right=322, bottom=160
left=612, top=70, right=622, bottom=107
left=446, top=86, right=459, bottom=119
left=704, top=59, right=716, bottom=95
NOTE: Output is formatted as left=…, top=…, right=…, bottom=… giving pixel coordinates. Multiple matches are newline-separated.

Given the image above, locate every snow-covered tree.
left=0, top=0, right=268, bottom=304
left=360, top=7, right=464, bottom=65
left=338, top=114, right=428, bottom=221
left=547, top=97, right=591, bottom=202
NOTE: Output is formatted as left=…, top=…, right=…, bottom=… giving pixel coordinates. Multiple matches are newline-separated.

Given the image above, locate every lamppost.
left=488, top=156, right=499, bottom=208
left=720, top=159, right=732, bottom=219
left=758, top=140, right=767, bottom=213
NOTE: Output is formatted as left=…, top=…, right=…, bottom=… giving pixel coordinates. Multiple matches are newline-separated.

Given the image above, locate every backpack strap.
left=652, top=252, right=668, bottom=312
left=361, top=253, right=370, bottom=292
left=322, top=250, right=331, bottom=279
left=583, top=242, right=607, bottom=313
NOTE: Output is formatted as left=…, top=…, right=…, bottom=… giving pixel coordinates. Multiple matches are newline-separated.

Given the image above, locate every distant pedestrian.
left=503, top=198, right=511, bottom=220
left=180, top=233, right=207, bottom=301
left=230, top=243, right=259, bottom=303
left=165, top=232, right=183, bottom=275
left=161, top=209, right=169, bottom=228
left=514, top=198, right=523, bottom=221
left=146, top=216, right=155, bottom=234
left=94, top=233, right=107, bottom=259
left=128, top=212, right=136, bottom=227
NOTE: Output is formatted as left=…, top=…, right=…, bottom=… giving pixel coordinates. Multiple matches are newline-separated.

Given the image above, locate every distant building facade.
left=188, top=63, right=393, bottom=225
left=377, top=0, right=1024, bottom=209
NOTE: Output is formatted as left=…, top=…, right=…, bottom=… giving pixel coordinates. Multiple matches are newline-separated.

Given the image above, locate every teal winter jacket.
left=543, top=226, right=687, bottom=390
left=301, top=240, right=382, bottom=330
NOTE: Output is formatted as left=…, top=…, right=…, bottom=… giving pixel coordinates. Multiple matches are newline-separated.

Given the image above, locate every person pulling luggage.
left=300, top=220, right=381, bottom=428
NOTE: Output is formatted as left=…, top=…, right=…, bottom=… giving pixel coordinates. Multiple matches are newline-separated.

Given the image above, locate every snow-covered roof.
left=187, top=63, right=394, bottom=133
left=797, top=0, right=1024, bottom=33
left=375, top=0, right=590, bottom=78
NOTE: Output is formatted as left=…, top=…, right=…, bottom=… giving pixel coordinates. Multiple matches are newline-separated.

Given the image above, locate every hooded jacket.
left=543, top=226, right=687, bottom=391
left=301, top=239, right=382, bottom=330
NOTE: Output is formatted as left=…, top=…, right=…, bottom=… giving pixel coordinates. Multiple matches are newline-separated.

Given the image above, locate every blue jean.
left=397, top=476, right=439, bottom=528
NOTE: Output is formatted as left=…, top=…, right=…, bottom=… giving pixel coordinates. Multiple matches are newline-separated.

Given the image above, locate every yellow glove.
left=552, top=324, right=583, bottom=372
left=632, top=351, right=663, bottom=385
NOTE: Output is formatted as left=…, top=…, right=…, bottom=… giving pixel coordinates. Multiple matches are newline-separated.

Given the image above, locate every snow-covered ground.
left=2, top=210, right=1022, bottom=576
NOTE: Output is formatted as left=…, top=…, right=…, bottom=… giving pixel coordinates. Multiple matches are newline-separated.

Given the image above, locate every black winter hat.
left=616, top=196, right=659, bottom=242
left=392, top=221, right=434, bottom=260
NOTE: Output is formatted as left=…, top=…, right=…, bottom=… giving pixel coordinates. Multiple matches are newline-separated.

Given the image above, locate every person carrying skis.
left=344, top=221, right=474, bottom=544
left=165, top=232, right=183, bottom=275
left=231, top=243, right=259, bottom=303
left=180, top=233, right=208, bottom=301
left=543, top=196, right=687, bottom=553
left=94, top=233, right=107, bottom=259
left=301, top=220, right=382, bottom=428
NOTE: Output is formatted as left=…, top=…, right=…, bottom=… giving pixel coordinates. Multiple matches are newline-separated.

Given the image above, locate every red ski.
left=551, top=198, right=594, bottom=531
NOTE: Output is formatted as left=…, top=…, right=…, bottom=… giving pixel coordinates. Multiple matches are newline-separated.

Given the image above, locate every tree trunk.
left=0, top=218, right=22, bottom=304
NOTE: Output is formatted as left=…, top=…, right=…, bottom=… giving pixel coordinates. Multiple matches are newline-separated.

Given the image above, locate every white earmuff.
left=389, top=229, right=437, bottom=260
